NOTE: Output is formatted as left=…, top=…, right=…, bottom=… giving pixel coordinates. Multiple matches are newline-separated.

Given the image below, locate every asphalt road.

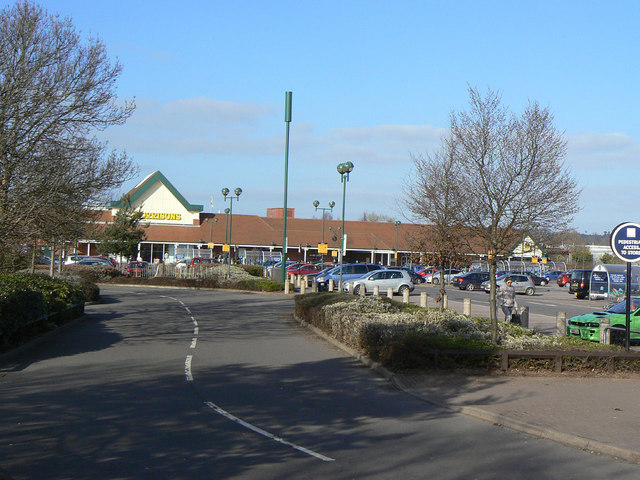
left=2, top=285, right=640, bottom=479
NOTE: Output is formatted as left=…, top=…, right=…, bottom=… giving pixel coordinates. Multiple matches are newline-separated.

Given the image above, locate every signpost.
left=609, top=222, right=640, bottom=350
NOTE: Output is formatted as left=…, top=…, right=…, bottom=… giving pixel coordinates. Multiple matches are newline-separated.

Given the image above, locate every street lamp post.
left=207, top=217, right=219, bottom=258
left=222, top=187, right=242, bottom=277
left=313, top=200, right=335, bottom=262
left=394, top=220, right=401, bottom=266
left=337, top=161, right=354, bottom=291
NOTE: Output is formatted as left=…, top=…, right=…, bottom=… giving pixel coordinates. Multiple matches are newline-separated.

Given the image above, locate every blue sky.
left=23, top=1, right=640, bottom=234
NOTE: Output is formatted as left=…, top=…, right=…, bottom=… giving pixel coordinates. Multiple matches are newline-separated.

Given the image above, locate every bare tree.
left=359, top=212, right=396, bottom=223
left=0, top=1, right=136, bottom=266
left=406, top=86, right=580, bottom=342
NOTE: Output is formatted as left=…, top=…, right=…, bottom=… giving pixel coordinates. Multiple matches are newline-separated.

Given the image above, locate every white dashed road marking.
left=165, top=294, right=334, bottom=462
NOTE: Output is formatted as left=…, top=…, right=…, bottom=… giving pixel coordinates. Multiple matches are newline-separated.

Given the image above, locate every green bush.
left=236, top=279, right=284, bottom=292
left=237, top=265, right=265, bottom=277
left=0, top=273, right=86, bottom=350
left=294, top=292, right=622, bottom=372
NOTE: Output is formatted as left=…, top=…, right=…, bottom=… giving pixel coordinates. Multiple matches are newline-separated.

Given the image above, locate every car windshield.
left=607, top=298, right=640, bottom=314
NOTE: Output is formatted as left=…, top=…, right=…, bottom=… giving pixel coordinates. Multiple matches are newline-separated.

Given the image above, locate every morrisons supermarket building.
left=80, top=170, right=549, bottom=266
left=81, top=171, right=428, bottom=265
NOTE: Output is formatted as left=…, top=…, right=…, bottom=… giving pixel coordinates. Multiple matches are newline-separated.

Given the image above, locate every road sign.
left=208, top=242, right=214, bottom=249
left=318, top=242, right=328, bottom=254
left=610, top=222, right=640, bottom=263
left=222, top=244, right=230, bottom=252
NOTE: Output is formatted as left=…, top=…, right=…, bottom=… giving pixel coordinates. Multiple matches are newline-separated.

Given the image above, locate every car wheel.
left=433, top=278, right=440, bottom=285
left=466, top=283, right=475, bottom=291
left=610, top=326, right=626, bottom=346
left=354, top=284, right=362, bottom=295
left=398, top=285, right=410, bottom=296
left=525, top=287, right=535, bottom=296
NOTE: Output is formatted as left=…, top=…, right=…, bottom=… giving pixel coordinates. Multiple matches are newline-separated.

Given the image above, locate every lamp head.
left=221, top=187, right=230, bottom=197
left=313, top=200, right=319, bottom=209
left=328, top=201, right=335, bottom=209
left=234, top=187, right=242, bottom=197
left=224, top=208, right=230, bottom=214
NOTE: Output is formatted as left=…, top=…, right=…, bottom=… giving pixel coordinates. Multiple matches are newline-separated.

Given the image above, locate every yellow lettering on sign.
left=142, top=212, right=182, bottom=221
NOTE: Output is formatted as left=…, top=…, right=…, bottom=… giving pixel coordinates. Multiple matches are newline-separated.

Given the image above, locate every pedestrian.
left=497, top=276, right=518, bottom=322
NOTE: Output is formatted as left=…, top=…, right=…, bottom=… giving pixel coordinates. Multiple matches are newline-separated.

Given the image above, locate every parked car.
left=526, top=273, right=549, bottom=286
left=126, top=261, right=150, bottom=276
left=557, top=271, right=573, bottom=287
left=288, top=264, right=327, bottom=276
left=315, top=263, right=383, bottom=291
left=416, top=266, right=438, bottom=279
left=456, top=271, right=491, bottom=291
left=567, top=296, right=640, bottom=344
left=569, top=269, right=592, bottom=299
left=387, top=266, right=424, bottom=284
left=482, top=274, right=536, bottom=296
left=543, top=270, right=564, bottom=282
left=190, top=257, right=220, bottom=267
left=76, top=257, right=113, bottom=266
left=430, top=268, right=461, bottom=285
left=346, top=269, right=414, bottom=296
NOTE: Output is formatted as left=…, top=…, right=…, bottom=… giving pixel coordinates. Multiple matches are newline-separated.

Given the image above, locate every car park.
left=315, top=263, right=383, bottom=291
left=568, top=269, right=592, bottom=299
left=566, top=297, right=640, bottom=344
left=456, top=271, right=490, bottom=291
left=346, top=269, right=414, bottom=296
left=481, top=274, right=535, bottom=296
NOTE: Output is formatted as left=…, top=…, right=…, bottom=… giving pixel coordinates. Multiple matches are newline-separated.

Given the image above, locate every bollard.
left=359, top=283, right=366, bottom=296
left=296, top=274, right=301, bottom=288
left=387, top=287, right=393, bottom=299
left=520, top=306, right=529, bottom=328
left=300, top=280, right=306, bottom=294
left=420, top=291, right=427, bottom=308
left=556, top=312, right=567, bottom=336
left=373, top=285, right=379, bottom=297
left=464, top=298, right=471, bottom=316
left=402, top=288, right=409, bottom=303
left=328, top=279, right=334, bottom=292
left=443, top=293, right=448, bottom=309
left=338, top=280, right=343, bottom=293
left=600, top=317, right=610, bottom=344
left=304, top=275, right=309, bottom=290
left=312, top=277, right=318, bottom=292
left=284, top=280, right=290, bottom=294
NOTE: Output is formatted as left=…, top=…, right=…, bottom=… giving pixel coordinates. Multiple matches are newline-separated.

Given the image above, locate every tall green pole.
left=282, top=91, right=292, bottom=283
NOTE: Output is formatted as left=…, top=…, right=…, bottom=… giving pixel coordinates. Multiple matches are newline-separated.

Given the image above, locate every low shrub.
left=0, top=273, right=86, bottom=350
left=237, top=265, right=264, bottom=277
left=294, top=293, right=624, bottom=372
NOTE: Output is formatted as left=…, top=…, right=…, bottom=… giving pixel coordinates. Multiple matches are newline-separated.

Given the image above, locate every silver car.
left=481, top=274, right=535, bottom=296
left=347, top=269, right=414, bottom=296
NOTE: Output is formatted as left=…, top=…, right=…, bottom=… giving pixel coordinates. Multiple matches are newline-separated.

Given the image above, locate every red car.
left=288, top=264, right=326, bottom=276
left=557, top=271, right=572, bottom=287
left=126, top=261, right=150, bottom=276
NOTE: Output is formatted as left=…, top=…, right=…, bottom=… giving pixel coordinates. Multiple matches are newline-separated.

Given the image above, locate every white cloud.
left=566, top=132, right=640, bottom=170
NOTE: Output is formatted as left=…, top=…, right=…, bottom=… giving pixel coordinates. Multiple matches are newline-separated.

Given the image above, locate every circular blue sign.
left=610, top=222, right=640, bottom=263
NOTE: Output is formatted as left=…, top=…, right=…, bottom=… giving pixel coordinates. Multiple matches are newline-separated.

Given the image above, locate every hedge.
left=0, top=273, right=85, bottom=350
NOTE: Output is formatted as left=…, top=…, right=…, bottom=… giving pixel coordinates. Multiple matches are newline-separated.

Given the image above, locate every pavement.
left=297, top=317, right=640, bottom=466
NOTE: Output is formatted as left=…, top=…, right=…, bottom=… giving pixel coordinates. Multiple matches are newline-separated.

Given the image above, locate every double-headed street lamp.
left=337, top=161, right=354, bottom=291
left=222, top=187, right=242, bottom=277
left=313, top=200, right=335, bottom=261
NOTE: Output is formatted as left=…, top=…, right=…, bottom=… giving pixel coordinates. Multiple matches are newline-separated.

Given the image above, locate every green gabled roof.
left=110, top=170, right=203, bottom=212
left=508, top=232, right=548, bottom=257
